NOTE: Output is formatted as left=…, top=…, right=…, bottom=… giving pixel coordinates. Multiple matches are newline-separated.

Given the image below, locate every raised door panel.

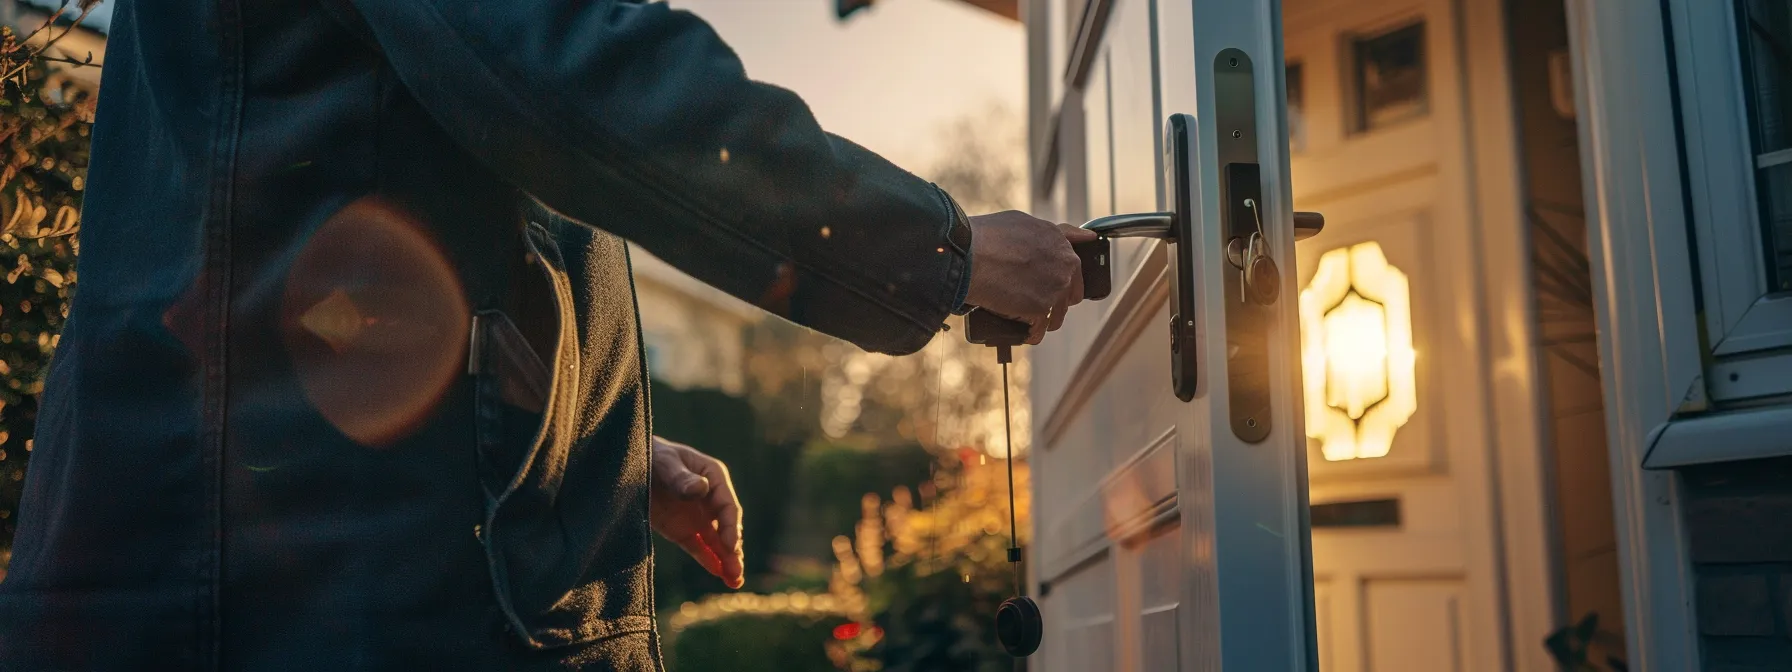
left=1136, top=525, right=1183, bottom=672
left=1043, top=554, right=1119, bottom=672
left=1314, top=579, right=1339, bottom=672
left=1039, top=299, right=1179, bottom=577
left=1364, top=579, right=1467, bottom=671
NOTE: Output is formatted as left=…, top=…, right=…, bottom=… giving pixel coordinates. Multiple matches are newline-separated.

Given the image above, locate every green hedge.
left=782, top=438, right=934, bottom=559
left=649, top=380, right=802, bottom=608
left=664, top=612, right=845, bottom=672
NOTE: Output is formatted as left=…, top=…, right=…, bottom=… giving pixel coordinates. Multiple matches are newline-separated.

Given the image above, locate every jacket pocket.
left=469, top=221, right=657, bottom=649
left=468, top=309, right=551, bottom=505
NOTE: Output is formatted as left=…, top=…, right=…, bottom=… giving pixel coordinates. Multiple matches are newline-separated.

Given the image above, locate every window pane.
left=1742, top=0, right=1792, bottom=154
left=1739, top=0, right=1792, bottom=288
left=1351, top=23, right=1429, bottom=133
left=1759, top=163, right=1792, bottom=290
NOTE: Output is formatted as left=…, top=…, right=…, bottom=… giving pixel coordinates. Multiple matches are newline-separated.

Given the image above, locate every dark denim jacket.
left=0, top=1, right=971, bottom=669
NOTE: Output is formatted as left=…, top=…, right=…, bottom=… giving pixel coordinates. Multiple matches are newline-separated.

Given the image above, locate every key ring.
left=1244, top=198, right=1266, bottom=240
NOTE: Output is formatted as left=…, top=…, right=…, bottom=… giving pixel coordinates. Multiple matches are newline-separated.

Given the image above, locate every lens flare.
left=279, top=198, right=469, bottom=447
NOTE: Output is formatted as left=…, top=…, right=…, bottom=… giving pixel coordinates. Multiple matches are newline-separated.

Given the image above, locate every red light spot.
left=833, top=622, right=862, bottom=641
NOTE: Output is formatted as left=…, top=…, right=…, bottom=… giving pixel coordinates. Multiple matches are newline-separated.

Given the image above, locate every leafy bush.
left=829, top=452, right=1029, bottom=671
left=859, top=535, right=1013, bottom=672
left=0, top=2, right=100, bottom=560
left=784, top=438, right=934, bottom=559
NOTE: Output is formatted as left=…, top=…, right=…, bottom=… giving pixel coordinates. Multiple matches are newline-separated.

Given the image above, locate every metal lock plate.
left=1216, top=49, right=1273, bottom=443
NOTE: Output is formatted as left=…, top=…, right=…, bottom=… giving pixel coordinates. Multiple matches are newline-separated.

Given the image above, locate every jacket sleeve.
left=337, top=0, right=972, bottom=355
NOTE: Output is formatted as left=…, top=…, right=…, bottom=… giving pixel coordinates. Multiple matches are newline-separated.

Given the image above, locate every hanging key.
left=1234, top=199, right=1280, bottom=306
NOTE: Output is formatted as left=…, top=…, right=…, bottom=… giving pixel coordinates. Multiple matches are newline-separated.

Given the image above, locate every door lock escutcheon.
left=972, top=53, right=1325, bottom=422
left=1083, top=182, right=1322, bottom=409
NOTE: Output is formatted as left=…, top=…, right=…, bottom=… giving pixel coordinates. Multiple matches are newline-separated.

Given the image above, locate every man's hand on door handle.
left=964, top=211, right=1100, bottom=345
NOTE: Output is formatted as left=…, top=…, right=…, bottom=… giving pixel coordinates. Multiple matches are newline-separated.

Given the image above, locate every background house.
left=629, top=249, right=758, bottom=395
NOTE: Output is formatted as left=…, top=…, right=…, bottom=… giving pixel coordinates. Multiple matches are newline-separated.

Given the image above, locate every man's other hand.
left=649, top=436, right=745, bottom=589
left=964, top=212, right=1099, bottom=344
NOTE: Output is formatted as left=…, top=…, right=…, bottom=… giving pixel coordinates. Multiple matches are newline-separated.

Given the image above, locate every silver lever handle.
left=1083, top=210, right=1323, bottom=241
left=1083, top=212, right=1174, bottom=239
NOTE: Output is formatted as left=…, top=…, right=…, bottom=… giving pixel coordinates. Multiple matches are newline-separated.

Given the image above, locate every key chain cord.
left=999, top=345, right=1020, bottom=597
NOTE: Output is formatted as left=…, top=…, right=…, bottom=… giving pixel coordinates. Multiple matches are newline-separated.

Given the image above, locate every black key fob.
left=963, top=237, right=1112, bottom=347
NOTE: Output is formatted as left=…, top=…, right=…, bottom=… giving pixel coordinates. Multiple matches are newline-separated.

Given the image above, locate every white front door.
left=1282, top=0, right=1523, bottom=669
left=1026, top=0, right=1317, bottom=669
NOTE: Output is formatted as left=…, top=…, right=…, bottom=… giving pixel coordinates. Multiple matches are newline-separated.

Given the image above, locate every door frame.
left=1562, top=0, right=1706, bottom=670
left=1455, top=0, right=1564, bottom=667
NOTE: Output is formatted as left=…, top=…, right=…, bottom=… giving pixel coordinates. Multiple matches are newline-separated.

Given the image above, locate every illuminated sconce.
left=1300, top=242, right=1416, bottom=461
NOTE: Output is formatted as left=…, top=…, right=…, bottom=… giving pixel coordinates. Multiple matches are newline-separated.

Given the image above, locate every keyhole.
left=1228, top=57, right=1240, bottom=68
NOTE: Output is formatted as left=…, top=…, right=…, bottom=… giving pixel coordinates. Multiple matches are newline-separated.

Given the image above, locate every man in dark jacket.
left=0, top=1, right=1090, bottom=669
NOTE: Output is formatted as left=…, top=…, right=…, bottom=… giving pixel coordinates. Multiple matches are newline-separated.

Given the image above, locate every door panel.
left=1136, top=526, right=1184, bottom=672
left=1284, top=0, right=1510, bottom=669
left=1046, top=555, right=1119, bottom=670
left=1314, top=580, right=1337, bottom=671
left=1364, top=579, right=1467, bottom=672
left=1031, top=0, right=1316, bottom=668
left=1037, top=299, right=1178, bottom=577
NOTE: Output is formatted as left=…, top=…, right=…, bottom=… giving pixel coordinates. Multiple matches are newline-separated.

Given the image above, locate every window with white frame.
left=1666, top=0, right=1792, bottom=401
left=1738, top=0, right=1792, bottom=291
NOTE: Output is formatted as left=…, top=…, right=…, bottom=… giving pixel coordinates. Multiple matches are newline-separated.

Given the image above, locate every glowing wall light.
left=1300, top=242, right=1416, bottom=461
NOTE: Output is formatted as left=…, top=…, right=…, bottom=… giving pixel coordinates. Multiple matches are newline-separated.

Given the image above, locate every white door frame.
left=1563, top=1, right=1704, bottom=670
left=1164, top=0, right=1320, bottom=667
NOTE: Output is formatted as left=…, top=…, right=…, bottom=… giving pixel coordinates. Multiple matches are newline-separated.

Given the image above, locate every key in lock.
left=1227, top=199, right=1282, bottom=306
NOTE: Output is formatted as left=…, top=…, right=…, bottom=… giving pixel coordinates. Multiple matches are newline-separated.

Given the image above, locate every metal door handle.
left=1082, top=210, right=1322, bottom=241
left=1294, top=211, right=1325, bottom=240
left=1084, top=212, right=1174, bottom=239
